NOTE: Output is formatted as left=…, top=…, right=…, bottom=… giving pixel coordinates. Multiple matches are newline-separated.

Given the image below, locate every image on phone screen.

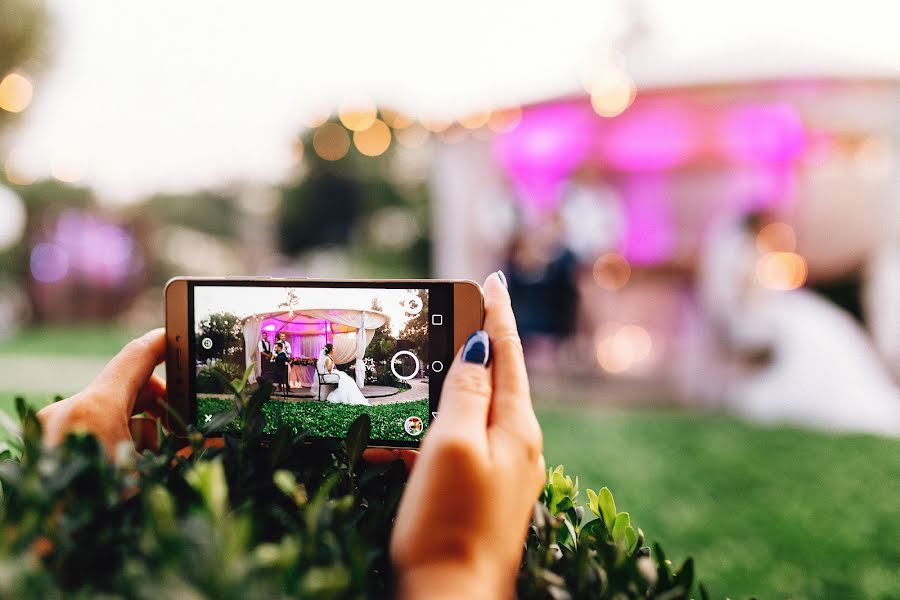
left=189, top=281, right=452, bottom=446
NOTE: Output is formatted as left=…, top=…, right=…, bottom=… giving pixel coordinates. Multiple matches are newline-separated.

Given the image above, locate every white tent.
left=242, top=308, right=388, bottom=388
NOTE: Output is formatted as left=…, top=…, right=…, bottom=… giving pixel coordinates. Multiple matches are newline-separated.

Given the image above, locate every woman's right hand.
left=390, top=272, right=545, bottom=600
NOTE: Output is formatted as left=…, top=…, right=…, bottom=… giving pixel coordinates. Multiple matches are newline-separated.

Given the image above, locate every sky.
left=4, top=0, right=899, bottom=202
left=193, top=285, right=423, bottom=336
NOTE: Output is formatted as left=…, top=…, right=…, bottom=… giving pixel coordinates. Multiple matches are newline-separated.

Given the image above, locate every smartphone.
left=165, top=277, right=483, bottom=447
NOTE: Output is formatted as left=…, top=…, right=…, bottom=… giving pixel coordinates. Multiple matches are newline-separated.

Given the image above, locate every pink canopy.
left=243, top=308, right=388, bottom=387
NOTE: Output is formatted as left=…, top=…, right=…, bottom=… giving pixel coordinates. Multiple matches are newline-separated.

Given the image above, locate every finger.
left=362, top=448, right=418, bottom=471
left=91, top=329, right=166, bottom=413
left=482, top=273, right=532, bottom=426
left=135, top=373, right=167, bottom=416
left=432, top=330, right=492, bottom=441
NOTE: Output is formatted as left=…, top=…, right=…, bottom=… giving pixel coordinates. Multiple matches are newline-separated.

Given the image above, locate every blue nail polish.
left=497, top=270, right=507, bottom=289
left=462, top=330, right=490, bottom=366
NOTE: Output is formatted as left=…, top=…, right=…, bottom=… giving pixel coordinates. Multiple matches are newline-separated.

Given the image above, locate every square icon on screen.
left=431, top=314, right=443, bottom=326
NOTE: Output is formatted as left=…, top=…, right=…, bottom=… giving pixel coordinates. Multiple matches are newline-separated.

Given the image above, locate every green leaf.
left=345, top=414, right=371, bottom=472
left=586, top=488, right=600, bottom=517
left=625, top=526, right=637, bottom=553
left=611, top=511, right=630, bottom=545
left=599, top=487, right=616, bottom=531
left=203, top=409, right=238, bottom=435
left=674, top=556, right=695, bottom=590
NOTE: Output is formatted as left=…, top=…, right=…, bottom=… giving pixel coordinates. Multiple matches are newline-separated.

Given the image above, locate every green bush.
left=0, top=374, right=732, bottom=599
left=198, top=396, right=429, bottom=441
left=196, top=359, right=245, bottom=394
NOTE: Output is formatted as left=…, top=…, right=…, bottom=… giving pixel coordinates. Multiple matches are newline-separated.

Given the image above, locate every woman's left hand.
left=37, top=329, right=168, bottom=459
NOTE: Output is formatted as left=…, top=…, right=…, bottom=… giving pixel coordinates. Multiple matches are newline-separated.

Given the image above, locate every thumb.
left=91, top=329, right=166, bottom=413
left=433, top=330, right=492, bottom=436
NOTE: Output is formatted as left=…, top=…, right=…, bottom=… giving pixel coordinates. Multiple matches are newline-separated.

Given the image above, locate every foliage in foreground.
left=0, top=370, right=730, bottom=599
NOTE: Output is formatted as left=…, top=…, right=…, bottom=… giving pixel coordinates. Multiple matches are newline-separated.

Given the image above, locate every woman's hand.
left=37, top=328, right=167, bottom=459
left=390, top=272, right=545, bottom=600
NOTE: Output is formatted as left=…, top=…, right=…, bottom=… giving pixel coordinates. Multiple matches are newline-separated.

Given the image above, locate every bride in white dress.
left=315, top=344, right=369, bottom=406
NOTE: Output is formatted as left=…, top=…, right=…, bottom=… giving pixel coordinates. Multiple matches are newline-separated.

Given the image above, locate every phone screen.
left=188, top=281, right=453, bottom=446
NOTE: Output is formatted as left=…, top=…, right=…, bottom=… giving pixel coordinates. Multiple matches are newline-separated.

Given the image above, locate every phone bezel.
left=164, top=277, right=483, bottom=448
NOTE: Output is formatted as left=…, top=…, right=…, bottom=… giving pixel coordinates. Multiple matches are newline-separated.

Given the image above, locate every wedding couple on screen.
left=314, top=343, right=369, bottom=405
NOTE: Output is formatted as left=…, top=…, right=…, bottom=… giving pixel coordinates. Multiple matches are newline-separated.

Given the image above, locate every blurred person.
left=36, top=273, right=543, bottom=599
left=698, top=211, right=900, bottom=435
left=504, top=221, right=577, bottom=369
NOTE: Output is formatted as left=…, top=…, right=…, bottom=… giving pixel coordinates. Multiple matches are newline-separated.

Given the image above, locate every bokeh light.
left=592, top=252, right=631, bottom=290
left=313, top=123, right=351, bottom=161
left=487, top=106, right=523, bottom=133
left=0, top=186, right=27, bottom=251
left=590, top=74, right=636, bottom=118
left=458, top=111, right=491, bottom=129
left=3, top=149, right=40, bottom=185
left=30, top=243, right=70, bottom=283
left=301, top=112, right=331, bottom=128
left=50, top=151, right=86, bottom=183
left=756, top=222, right=797, bottom=253
left=395, top=123, right=431, bottom=148
left=756, top=251, right=808, bottom=290
left=0, top=73, right=34, bottom=113
left=353, top=119, right=392, bottom=157
left=595, top=323, right=652, bottom=373
left=421, top=119, right=452, bottom=133
left=338, top=98, right=377, bottom=131
left=380, top=109, right=414, bottom=130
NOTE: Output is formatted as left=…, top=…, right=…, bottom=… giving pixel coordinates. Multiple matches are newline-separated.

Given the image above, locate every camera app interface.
left=191, top=283, right=446, bottom=445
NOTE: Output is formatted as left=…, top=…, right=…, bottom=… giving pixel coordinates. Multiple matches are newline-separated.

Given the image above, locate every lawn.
left=198, top=396, right=430, bottom=442
left=539, top=407, right=900, bottom=599
left=0, top=323, right=142, bottom=357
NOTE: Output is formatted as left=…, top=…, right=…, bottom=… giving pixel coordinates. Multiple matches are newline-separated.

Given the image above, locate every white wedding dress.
left=315, top=350, right=369, bottom=405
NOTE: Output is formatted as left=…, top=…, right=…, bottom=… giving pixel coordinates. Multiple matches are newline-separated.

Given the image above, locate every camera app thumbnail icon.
left=404, top=416, right=424, bottom=437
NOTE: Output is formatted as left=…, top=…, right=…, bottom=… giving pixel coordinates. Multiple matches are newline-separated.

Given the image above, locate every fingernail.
left=497, top=270, right=507, bottom=289
left=462, top=330, right=490, bottom=366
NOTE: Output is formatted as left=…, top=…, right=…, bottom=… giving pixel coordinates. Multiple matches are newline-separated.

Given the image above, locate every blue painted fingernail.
left=462, top=330, right=490, bottom=366
left=497, top=270, right=507, bottom=289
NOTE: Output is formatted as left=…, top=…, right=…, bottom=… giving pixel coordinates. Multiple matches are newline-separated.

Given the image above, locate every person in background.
left=270, top=341, right=290, bottom=395
left=258, top=332, right=273, bottom=362
left=277, top=332, right=292, bottom=359
left=35, top=273, right=543, bottom=600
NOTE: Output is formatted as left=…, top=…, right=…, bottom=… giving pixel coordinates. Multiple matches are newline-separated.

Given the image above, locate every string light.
left=353, top=119, right=391, bottom=157
left=338, top=97, right=377, bottom=131
left=592, top=253, right=631, bottom=290
left=380, top=108, right=414, bottom=130
left=313, top=123, right=350, bottom=161
left=458, top=111, right=491, bottom=130
left=756, top=251, right=808, bottom=290
left=0, top=73, right=33, bottom=113
left=487, top=106, right=522, bottom=133
left=395, top=123, right=430, bottom=148
left=756, top=222, right=796, bottom=253
left=590, top=73, right=636, bottom=118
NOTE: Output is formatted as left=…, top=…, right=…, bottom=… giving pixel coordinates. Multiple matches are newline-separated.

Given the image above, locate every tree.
left=398, top=289, right=428, bottom=363
left=196, top=311, right=243, bottom=364
left=366, top=297, right=396, bottom=383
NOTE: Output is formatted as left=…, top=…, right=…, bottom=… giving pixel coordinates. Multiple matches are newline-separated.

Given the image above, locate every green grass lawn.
left=198, top=396, right=430, bottom=442
left=539, top=407, right=900, bottom=600
left=0, top=324, right=142, bottom=357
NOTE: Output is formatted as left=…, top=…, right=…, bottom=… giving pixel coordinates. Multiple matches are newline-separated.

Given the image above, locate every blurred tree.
left=140, top=191, right=240, bottom=238
left=0, top=0, right=48, bottom=131
left=0, top=180, right=94, bottom=279
left=398, top=289, right=428, bottom=363
left=277, top=116, right=431, bottom=277
left=196, top=311, right=243, bottom=364
left=367, top=296, right=396, bottom=374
